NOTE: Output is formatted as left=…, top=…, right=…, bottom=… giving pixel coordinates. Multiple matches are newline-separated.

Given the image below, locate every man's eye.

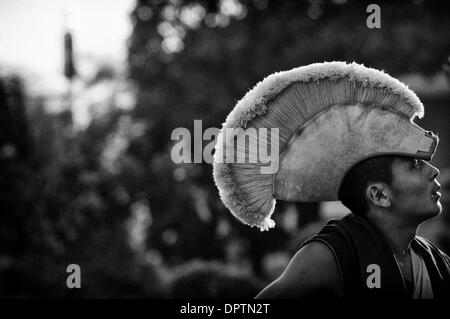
left=413, top=159, right=422, bottom=168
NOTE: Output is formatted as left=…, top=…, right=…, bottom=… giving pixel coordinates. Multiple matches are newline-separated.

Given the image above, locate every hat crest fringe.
left=226, top=61, right=423, bottom=130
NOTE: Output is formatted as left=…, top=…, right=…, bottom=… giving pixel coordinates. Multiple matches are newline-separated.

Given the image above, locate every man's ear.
left=366, top=183, right=391, bottom=208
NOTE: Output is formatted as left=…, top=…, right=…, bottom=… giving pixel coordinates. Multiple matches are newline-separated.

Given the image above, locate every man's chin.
left=428, top=202, right=442, bottom=217
left=415, top=203, right=442, bottom=222
left=436, top=201, right=443, bottom=215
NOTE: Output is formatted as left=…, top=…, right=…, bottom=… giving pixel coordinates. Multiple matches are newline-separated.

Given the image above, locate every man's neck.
left=366, top=209, right=419, bottom=256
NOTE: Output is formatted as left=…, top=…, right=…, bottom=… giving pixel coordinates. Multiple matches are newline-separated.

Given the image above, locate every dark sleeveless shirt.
left=301, top=213, right=450, bottom=299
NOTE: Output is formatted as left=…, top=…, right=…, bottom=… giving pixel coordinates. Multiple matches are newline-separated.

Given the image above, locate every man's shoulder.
left=287, top=240, right=343, bottom=297
left=291, top=240, right=339, bottom=271
left=256, top=241, right=342, bottom=298
left=300, top=214, right=356, bottom=256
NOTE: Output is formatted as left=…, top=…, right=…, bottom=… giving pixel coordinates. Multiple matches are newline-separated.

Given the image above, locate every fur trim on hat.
left=226, top=61, right=423, bottom=129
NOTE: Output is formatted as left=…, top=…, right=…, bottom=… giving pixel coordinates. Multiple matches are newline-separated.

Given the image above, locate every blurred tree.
left=0, top=76, right=33, bottom=256
left=0, top=73, right=165, bottom=297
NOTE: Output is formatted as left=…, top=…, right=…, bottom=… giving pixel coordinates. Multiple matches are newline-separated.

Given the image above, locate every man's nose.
left=427, top=163, right=440, bottom=180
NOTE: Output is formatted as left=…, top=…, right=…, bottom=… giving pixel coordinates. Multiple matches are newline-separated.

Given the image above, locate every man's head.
left=339, top=155, right=441, bottom=221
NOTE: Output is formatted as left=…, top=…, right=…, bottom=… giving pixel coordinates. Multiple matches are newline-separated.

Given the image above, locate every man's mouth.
left=431, top=183, right=441, bottom=200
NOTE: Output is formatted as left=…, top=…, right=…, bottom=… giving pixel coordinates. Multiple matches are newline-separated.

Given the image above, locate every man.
left=213, top=61, right=450, bottom=299
left=256, top=155, right=450, bottom=298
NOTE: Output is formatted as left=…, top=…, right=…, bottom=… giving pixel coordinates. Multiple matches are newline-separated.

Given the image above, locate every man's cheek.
left=397, top=180, right=424, bottom=197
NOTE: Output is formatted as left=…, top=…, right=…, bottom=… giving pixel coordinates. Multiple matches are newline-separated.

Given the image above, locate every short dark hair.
left=338, top=155, right=398, bottom=216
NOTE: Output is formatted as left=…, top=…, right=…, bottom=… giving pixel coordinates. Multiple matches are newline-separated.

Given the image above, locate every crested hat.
left=213, top=62, right=438, bottom=231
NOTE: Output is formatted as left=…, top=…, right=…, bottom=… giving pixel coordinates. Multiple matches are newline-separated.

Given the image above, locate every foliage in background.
left=0, top=0, right=449, bottom=297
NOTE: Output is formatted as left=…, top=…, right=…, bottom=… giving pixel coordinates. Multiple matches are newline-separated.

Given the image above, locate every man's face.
left=389, top=157, right=442, bottom=221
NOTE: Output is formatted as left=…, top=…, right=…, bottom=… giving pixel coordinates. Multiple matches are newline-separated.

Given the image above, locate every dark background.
left=1, top=0, right=450, bottom=298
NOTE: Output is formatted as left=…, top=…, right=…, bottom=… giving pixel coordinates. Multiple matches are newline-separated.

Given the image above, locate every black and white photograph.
left=1, top=0, right=450, bottom=311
